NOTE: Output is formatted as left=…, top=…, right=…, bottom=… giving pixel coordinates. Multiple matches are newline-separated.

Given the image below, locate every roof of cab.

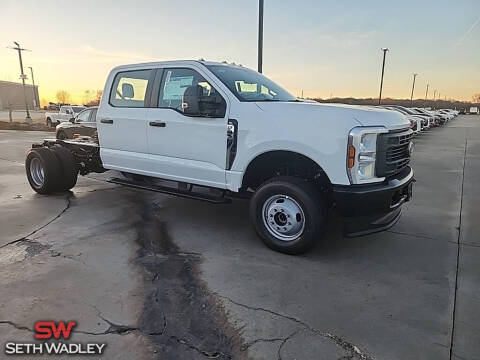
left=111, top=60, right=243, bottom=72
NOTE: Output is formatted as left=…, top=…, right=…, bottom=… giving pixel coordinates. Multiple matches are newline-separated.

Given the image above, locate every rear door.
left=145, top=66, right=229, bottom=188
left=97, top=69, right=155, bottom=173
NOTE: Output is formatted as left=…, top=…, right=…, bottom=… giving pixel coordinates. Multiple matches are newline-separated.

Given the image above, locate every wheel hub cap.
left=30, top=157, right=45, bottom=187
left=262, top=195, right=305, bottom=241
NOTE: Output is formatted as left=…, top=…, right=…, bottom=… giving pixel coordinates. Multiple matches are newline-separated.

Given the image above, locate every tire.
left=250, top=176, right=326, bottom=255
left=51, top=145, right=78, bottom=191
left=46, top=118, right=52, bottom=127
left=57, top=131, right=67, bottom=140
left=25, top=147, right=62, bottom=194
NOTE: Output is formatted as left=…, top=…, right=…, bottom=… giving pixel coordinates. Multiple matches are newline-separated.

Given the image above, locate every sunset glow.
left=1, top=0, right=479, bottom=104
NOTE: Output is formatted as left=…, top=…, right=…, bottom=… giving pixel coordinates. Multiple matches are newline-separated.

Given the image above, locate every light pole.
left=258, top=0, right=264, bottom=73
left=8, top=41, right=32, bottom=124
left=28, top=66, right=37, bottom=109
left=410, top=73, right=418, bottom=102
left=378, top=48, right=389, bottom=105
left=424, top=84, right=429, bottom=108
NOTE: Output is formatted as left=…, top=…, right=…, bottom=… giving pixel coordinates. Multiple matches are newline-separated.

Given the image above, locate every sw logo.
left=35, top=321, right=76, bottom=339
left=4, top=320, right=107, bottom=356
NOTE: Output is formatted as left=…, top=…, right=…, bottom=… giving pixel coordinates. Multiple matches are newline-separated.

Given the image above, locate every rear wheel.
left=25, top=147, right=62, bottom=194
left=51, top=145, right=78, bottom=191
left=250, top=176, right=326, bottom=254
left=46, top=118, right=52, bottom=127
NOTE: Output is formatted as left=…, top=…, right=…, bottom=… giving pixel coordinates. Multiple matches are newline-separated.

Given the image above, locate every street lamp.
left=28, top=66, right=37, bottom=109
left=378, top=48, right=389, bottom=105
left=424, top=84, right=429, bottom=108
left=410, top=73, right=418, bottom=102
left=258, top=0, right=264, bottom=73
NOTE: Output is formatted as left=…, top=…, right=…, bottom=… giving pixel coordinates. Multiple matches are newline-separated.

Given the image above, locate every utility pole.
left=258, top=0, right=264, bottom=73
left=433, top=89, right=437, bottom=109
left=8, top=42, right=32, bottom=124
left=424, top=84, right=429, bottom=108
left=28, top=66, right=37, bottom=109
left=378, top=48, right=389, bottom=105
left=410, top=73, right=418, bottom=102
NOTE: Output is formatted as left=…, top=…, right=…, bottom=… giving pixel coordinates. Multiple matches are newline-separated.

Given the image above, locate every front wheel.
left=250, top=176, right=326, bottom=255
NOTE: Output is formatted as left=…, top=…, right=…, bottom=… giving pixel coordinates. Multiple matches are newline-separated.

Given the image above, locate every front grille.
left=376, top=129, right=413, bottom=178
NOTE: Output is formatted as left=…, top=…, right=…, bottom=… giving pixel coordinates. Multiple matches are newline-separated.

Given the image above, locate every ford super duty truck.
left=25, top=60, right=414, bottom=254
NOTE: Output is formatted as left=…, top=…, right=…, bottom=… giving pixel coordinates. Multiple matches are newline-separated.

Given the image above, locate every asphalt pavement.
left=0, top=115, right=479, bottom=359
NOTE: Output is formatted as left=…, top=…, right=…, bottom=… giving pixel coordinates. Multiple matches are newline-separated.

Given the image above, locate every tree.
left=473, top=94, right=480, bottom=103
left=82, top=90, right=92, bottom=105
left=56, top=90, right=71, bottom=105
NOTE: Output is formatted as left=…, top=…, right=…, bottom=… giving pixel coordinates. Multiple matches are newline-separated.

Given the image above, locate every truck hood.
left=255, top=102, right=410, bottom=130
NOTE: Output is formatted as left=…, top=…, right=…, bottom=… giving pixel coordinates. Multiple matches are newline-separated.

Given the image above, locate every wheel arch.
left=240, top=149, right=332, bottom=191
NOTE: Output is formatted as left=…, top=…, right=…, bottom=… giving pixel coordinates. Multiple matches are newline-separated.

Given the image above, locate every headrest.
left=122, top=83, right=134, bottom=99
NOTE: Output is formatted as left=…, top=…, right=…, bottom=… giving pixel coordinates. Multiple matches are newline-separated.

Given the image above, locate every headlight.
left=347, top=127, right=388, bottom=184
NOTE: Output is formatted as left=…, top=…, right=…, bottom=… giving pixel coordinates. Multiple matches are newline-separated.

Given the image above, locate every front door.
left=146, top=67, right=229, bottom=188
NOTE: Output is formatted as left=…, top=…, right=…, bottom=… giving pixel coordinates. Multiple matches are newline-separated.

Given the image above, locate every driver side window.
left=158, top=68, right=218, bottom=112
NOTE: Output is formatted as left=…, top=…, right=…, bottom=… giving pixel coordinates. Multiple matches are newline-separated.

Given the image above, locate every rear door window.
left=110, top=69, right=153, bottom=107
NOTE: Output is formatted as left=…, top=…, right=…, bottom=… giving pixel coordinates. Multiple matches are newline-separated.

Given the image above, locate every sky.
left=0, top=0, right=479, bottom=104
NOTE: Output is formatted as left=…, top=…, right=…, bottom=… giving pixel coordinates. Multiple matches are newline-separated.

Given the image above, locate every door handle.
left=149, top=121, right=166, bottom=127
left=100, top=118, right=113, bottom=124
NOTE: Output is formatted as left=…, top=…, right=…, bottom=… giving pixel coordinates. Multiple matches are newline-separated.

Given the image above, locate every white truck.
left=45, top=105, right=86, bottom=127
left=26, top=60, right=414, bottom=254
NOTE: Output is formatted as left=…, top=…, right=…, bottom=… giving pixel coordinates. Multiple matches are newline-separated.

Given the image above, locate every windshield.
left=72, top=106, right=86, bottom=113
left=207, top=65, right=296, bottom=102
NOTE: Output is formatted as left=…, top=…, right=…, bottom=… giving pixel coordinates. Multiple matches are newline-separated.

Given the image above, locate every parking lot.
left=0, top=115, right=479, bottom=359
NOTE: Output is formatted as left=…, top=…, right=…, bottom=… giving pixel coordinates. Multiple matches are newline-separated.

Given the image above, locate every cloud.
left=454, top=16, right=480, bottom=47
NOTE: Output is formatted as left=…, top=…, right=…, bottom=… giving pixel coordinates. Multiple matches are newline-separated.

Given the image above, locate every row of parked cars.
left=380, top=106, right=459, bottom=135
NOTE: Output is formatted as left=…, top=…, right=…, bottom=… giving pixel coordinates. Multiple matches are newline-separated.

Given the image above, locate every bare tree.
left=82, top=90, right=92, bottom=105
left=56, top=90, right=71, bottom=105
left=473, top=93, right=480, bottom=103
left=95, top=90, right=103, bottom=103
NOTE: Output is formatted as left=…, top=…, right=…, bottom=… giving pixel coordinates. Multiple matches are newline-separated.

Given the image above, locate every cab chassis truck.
left=25, top=60, right=414, bottom=254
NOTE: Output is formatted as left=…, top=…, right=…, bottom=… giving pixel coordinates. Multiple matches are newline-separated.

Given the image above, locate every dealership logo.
left=35, top=321, right=76, bottom=339
left=4, top=321, right=107, bottom=356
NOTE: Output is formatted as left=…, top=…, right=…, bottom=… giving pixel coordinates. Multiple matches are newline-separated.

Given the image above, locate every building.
left=0, top=80, right=40, bottom=111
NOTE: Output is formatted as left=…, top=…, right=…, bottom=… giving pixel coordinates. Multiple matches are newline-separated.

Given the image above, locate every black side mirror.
left=69, top=117, right=75, bottom=123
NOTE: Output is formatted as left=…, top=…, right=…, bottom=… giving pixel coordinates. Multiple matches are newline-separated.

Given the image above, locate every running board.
left=107, top=177, right=231, bottom=204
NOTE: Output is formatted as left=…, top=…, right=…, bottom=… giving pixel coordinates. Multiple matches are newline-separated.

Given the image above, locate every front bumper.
left=332, top=167, right=414, bottom=236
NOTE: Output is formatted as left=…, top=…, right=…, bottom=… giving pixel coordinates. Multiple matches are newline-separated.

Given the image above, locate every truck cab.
left=27, top=60, right=414, bottom=254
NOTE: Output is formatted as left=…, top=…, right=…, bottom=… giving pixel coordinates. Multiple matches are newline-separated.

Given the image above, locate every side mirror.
left=69, top=117, right=75, bottom=123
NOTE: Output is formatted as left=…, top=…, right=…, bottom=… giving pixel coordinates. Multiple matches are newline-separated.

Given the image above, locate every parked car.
left=45, top=105, right=86, bottom=127
left=437, top=109, right=454, bottom=120
left=412, top=108, right=439, bottom=126
left=382, top=106, right=422, bottom=134
left=459, top=108, right=466, bottom=114
left=56, top=107, right=98, bottom=140
left=469, top=107, right=479, bottom=115
left=25, top=60, right=414, bottom=254
left=388, top=106, right=432, bottom=130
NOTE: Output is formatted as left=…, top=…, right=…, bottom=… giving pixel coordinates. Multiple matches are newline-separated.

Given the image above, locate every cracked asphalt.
left=0, top=115, right=479, bottom=359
